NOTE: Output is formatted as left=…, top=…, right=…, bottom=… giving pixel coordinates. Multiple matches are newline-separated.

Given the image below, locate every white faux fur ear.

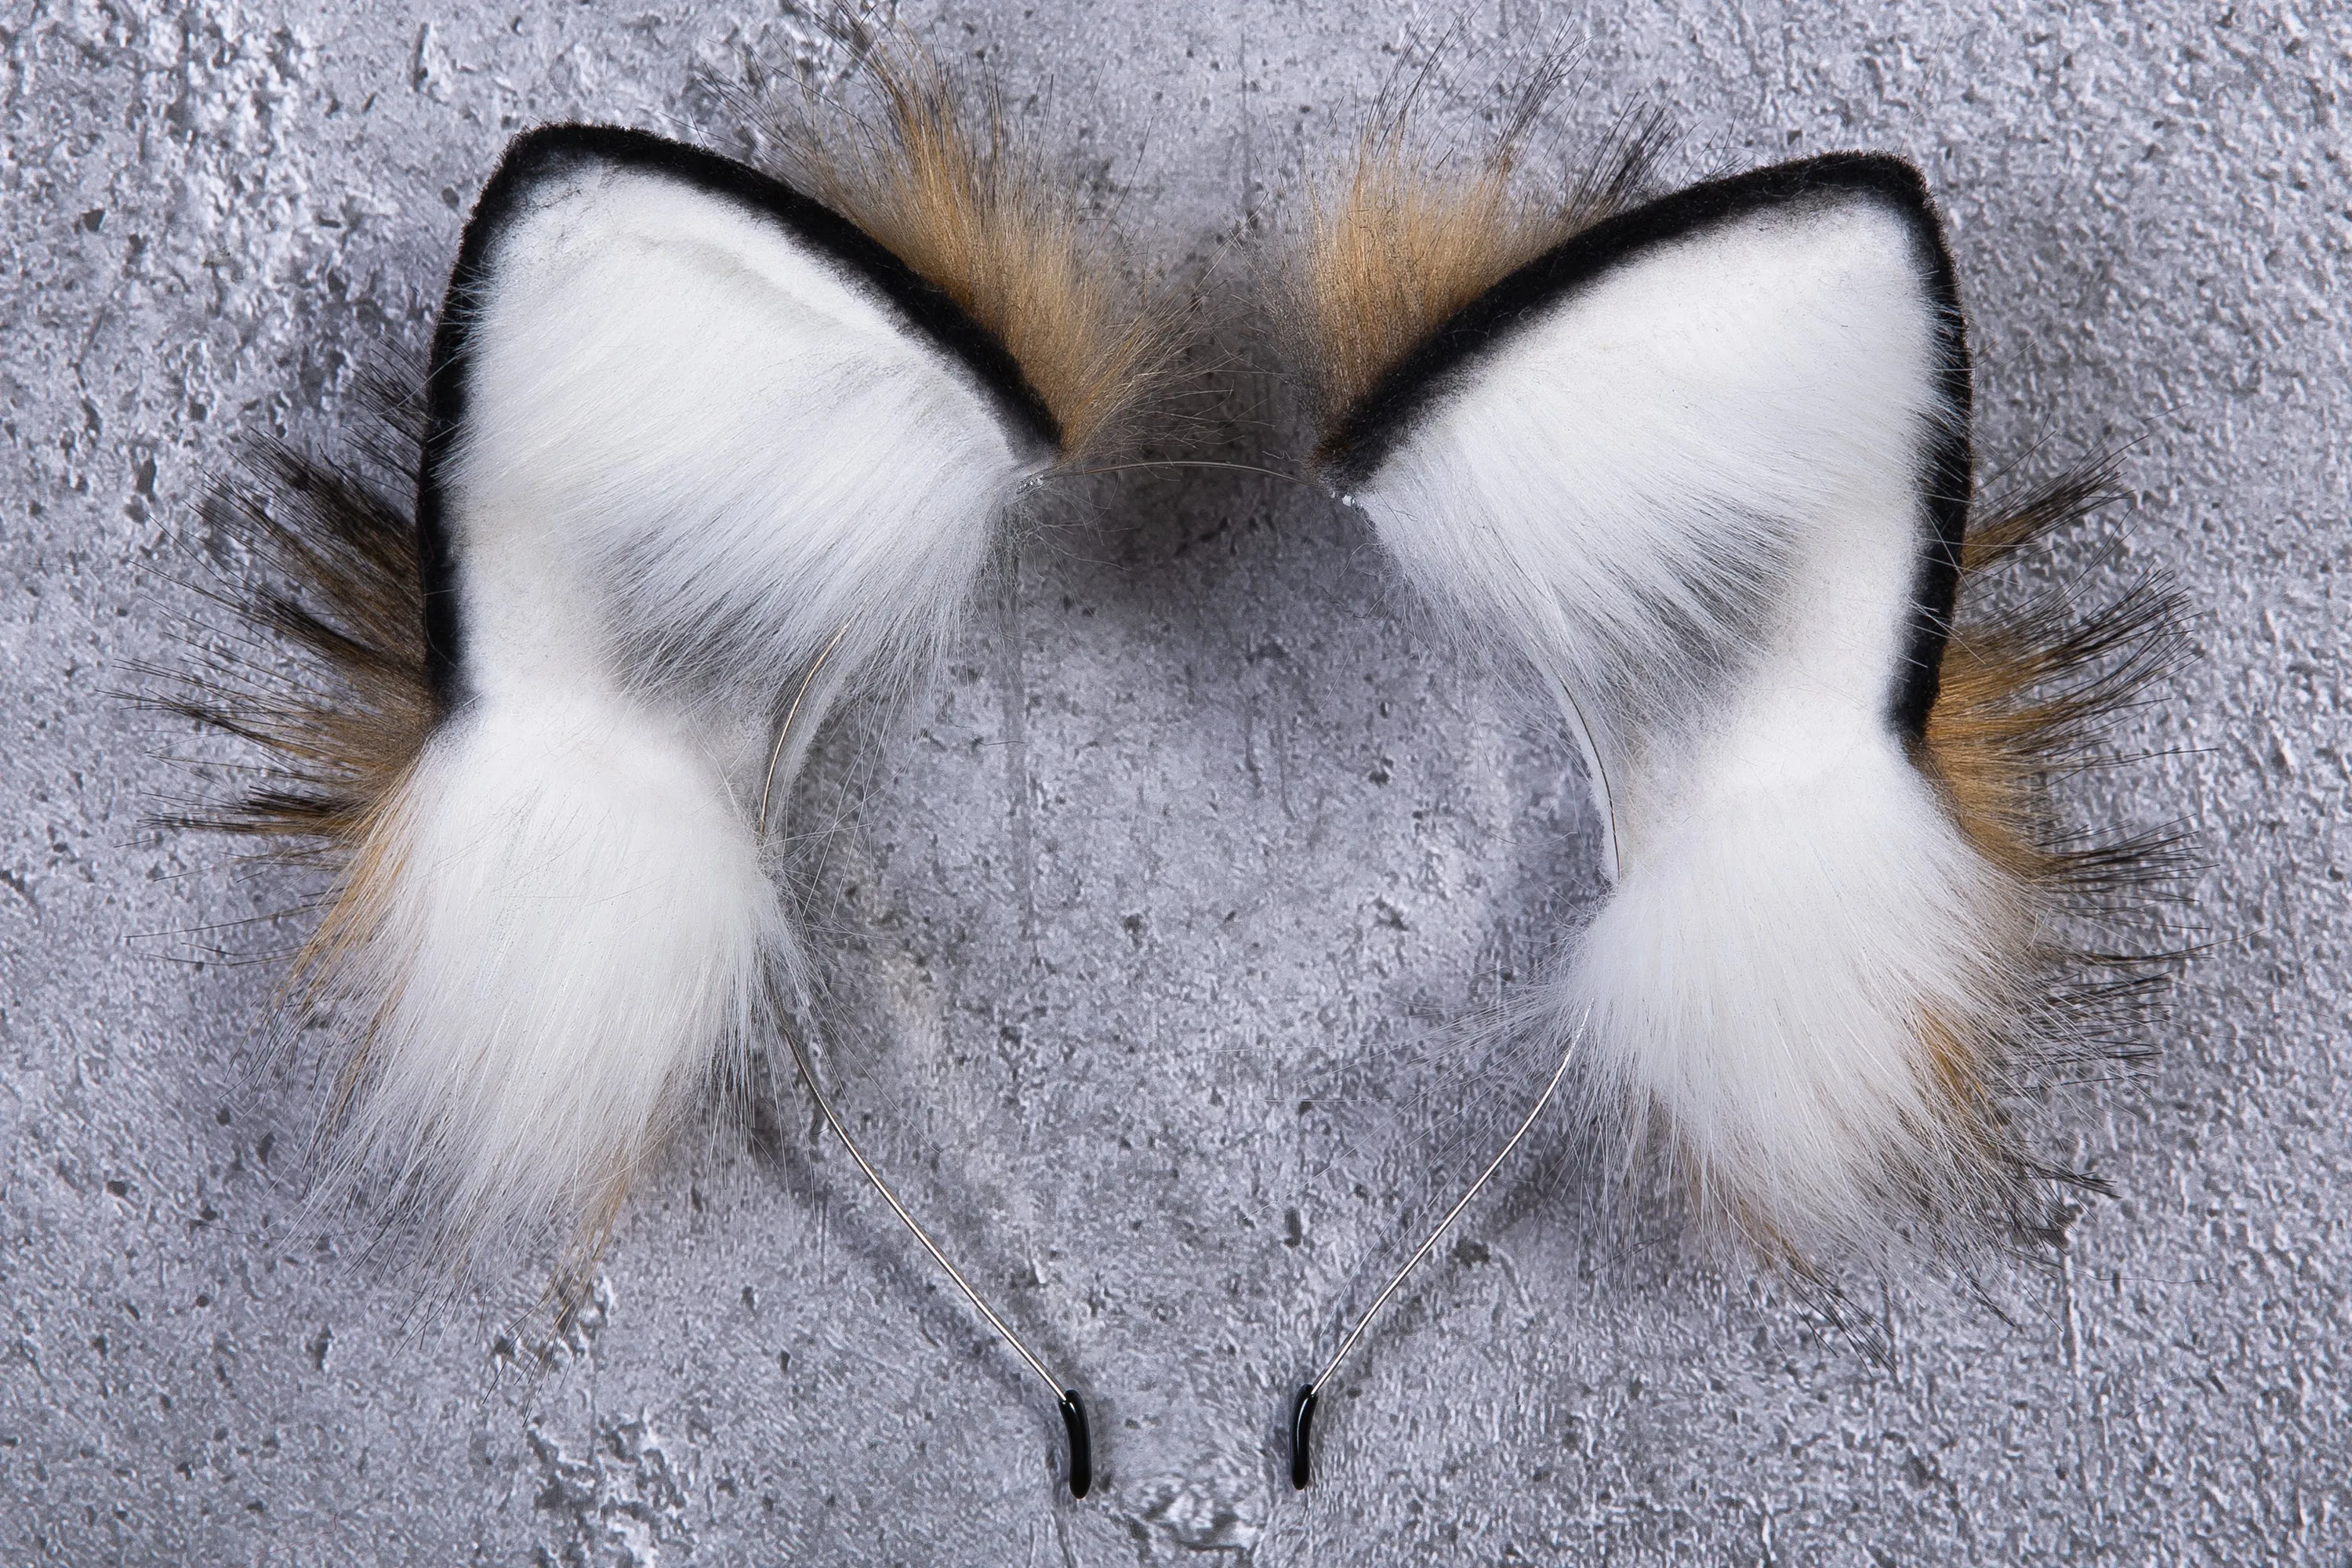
left=1316, top=154, right=2174, bottom=1261
left=363, top=124, right=1067, bottom=1263
left=161, top=115, right=1158, bottom=1282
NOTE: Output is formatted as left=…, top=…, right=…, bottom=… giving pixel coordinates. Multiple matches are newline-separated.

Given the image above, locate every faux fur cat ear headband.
left=152, top=56, right=2183, bottom=1504
left=1282, top=109, right=2184, bottom=1484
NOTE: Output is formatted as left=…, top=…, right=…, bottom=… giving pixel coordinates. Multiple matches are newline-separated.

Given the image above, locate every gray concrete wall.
left=2, top=2, right=2343, bottom=1563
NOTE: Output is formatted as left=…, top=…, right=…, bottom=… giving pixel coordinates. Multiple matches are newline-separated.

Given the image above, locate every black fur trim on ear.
left=1317, top=153, right=1972, bottom=742
left=415, top=123, right=1062, bottom=703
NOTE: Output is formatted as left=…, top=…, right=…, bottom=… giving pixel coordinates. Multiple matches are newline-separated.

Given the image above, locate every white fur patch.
left=333, top=143, right=1040, bottom=1258
left=1353, top=184, right=2011, bottom=1252
left=334, top=693, right=782, bottom=1246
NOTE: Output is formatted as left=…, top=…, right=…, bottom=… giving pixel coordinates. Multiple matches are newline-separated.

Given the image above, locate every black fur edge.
left=1316, top=152, right=1973, bottom=742
left=415, top=123, right=1063, bottom=704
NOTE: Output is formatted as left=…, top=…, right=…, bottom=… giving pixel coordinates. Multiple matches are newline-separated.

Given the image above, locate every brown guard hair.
left=739, top=41, right=1172, bottom=460
left=1300, top=82, right=1672, bottom=421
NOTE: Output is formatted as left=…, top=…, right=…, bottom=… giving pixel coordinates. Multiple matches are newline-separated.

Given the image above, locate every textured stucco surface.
left=2, top=1, right=2347, bottom=1563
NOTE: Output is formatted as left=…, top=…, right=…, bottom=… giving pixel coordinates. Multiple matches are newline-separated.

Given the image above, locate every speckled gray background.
left=2, top=1, right=2345, bottom=1563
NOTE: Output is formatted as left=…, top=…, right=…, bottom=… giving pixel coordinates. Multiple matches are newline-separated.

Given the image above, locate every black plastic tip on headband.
left=1288, top=1385, right=1319, bottom=1490
left=1059, top=1391, right=1093, bottom=1499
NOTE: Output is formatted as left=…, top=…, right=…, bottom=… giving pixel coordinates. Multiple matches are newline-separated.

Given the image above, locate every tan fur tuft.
left=143, top=379, right=441, bottom=1075
left=737, top=42, right=1171, bottom=459
left=1922, top=465, right=2192, bottom=926
left=154, top=428, right=436, bottom=856
left=1910, top=463, right=2193, bottom=1236
left=1924, top=471, right=2187, bottom=890
left=1301, top=102, right=1671, bottom=423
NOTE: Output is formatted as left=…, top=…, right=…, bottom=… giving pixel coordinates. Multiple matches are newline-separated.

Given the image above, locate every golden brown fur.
left=1301, top=103, right=1669, bottom=422
left=144, top=384, right=438, bottom=1036
left=1922, top=466, right=2188, bottom=902
left=1918, top=462, right=2191, bottom=1085
left=154, top=423, right=435, bottom=854
left=738, top=44, right=1171, bottom=458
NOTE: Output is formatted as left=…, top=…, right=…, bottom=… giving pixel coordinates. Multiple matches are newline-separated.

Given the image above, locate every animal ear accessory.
left=160, top=63, right=1165, bottom=1497
left=1284, top=132, right=2184, bottom=1483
